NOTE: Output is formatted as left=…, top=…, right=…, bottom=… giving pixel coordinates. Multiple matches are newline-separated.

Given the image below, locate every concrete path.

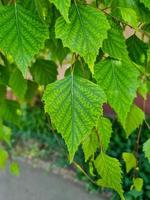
left=0, top=162, right=103, bottom=200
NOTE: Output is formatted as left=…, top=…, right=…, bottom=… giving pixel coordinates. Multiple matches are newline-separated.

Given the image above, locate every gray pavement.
left=0, top=162, right=103, bottom=200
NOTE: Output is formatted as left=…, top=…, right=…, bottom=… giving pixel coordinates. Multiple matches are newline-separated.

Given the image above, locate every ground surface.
left=0, top=162, right=104, bottom=200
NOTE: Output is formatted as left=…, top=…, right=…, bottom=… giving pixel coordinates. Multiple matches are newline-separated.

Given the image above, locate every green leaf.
left=124, top=105, right=145, bottom=138
left=143, top=138, right=150, bottom=163
left=140, top=0, right=150, bottom=10
left=126, top=35, right=148, bottom=65
left=25, top=80, right=38, bottom=102
left=102, top=21, right=128, bottom=60
left=95, top=59, right=139, bottom=127
left=0, top=65, right=9, bottom=85
left=82, top=129, right=98, bottom=162
left=55, top=4, right=110, bottom=73
left=133, top=178, right=143, bottom=192
left=0, top=100, right=20, bottom=125
left=0, top=84, right=6, bottom=101
left=65, top=60, right=91, bottom=80
left=138, top=81, right=148, bottom=100
left=31, top=59, right=58, bottom=85
left=43, top=75, right=106, bottom=161
left=10, top=161, right=20, bottom=176
left=94, top=152, right=124, bottom=200
left=34, top=0, right=50, bottom=20
left=97, top=117, right=112, bottom=151
left=9, top=68, right=27, bottom=100
left=50, top=0, right=71, bottom=23
left=122, top=152, right=136, bottom=173
left=82, top=117, right=112, bottom=161
left=119, top=7, right=138, bottom=28
left=0, top=125, right=11, bottom=146
left=0, top=148, right=8, bottom=170
left=0, top=4, right=48, bottom=76
left=48, top=39, right=69, bottom=64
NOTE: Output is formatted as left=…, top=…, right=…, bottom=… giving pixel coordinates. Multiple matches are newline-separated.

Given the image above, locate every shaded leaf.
left=30, top=59, right=58, bottom=85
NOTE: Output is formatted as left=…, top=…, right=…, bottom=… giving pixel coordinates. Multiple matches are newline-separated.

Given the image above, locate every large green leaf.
left=50, top=0, right=71, bottom=23
left=95, top=59, right=139, bottom=126
left=0, top=4, right=48, bottom=76
left=94, top=152, right=124, bottom=200
left=124, top=105, right=145, bottom=138
left=102, top=22, right=128, bottom=60
left=30, top=59, right=58, bottom=85
left=43, top=75, right=106, bottom=161
left=55, top=4, right=110, bottom=73
left=143, top=138, right=150, bottom=163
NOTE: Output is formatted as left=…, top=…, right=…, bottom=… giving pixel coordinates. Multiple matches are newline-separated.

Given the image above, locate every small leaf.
left=0, top=149, right=8, bottom=170
left=138, top=81, right=148, bottom=100
left=125, top=105, right=145, bottom=138
left=9, top=68, right=27, bottom=100
left=140, top=0, right=150, bottom=10
left=143, top=138, right=150, bottom=163
left=25, top=80, right=38, bottom=102
left=119, top=7, right=138, bottom=28
left=82, top=129, right=98, bottom=162
left=10, top=161, right=20, bottom=176
left=0, top=125, right=12, bottom=146
left=97, top=117, right=112, bottom=151
left=43, top=75, right=106, bottom=161
left=133, top=178, right=143, bottom=192
left=55, top=4, right=110, bottom=73
left=0, top=100, right=20, bottom=125
left=126, top=35, right=148, bottom=65
left=50, top=0, right=71, bottom=23
left=30, top=59, right=58, bottom=85
left=94, top=152, right=124, bottom=200
left=122, top=152, right=136, bottom=173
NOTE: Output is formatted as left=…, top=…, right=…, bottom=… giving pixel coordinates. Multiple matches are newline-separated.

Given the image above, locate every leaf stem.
left=73, top=161, right=97, bottom=185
